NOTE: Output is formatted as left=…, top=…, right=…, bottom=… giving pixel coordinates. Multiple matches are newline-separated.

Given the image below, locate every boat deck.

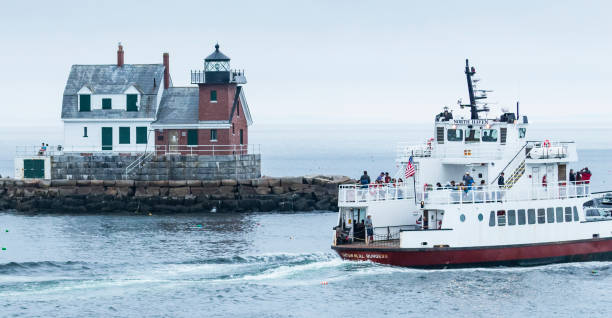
left=335, top=239, right=400, bottom=249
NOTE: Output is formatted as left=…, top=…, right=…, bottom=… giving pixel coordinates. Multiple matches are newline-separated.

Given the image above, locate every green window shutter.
left=136, top=127, right=147, bottom=144
left=119, top=127, right=130, bottom=144
left=102, top=98, right=112, bottom=109
left=79, top=94, right=91, bottom=112
left=101, top=127, right=113, bottom=150
left=187, top=129, right=198, bottom=145
left=210, top=90, right=217, bottom=101
left=126, top=94, right=138, bottom=111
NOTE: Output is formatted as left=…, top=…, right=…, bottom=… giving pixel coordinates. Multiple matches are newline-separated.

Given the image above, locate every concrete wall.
left=14, top=157, right=52, bottom=179
left=49, top=154, right=261, bottom=181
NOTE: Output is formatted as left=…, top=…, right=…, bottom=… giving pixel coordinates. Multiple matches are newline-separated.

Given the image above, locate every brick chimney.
left=163, top=52, right=170, bottom=89
left=117, top=42, right=124, bottom=67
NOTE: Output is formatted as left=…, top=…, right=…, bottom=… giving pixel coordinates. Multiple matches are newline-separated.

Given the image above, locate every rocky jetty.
left=0, top=176, right=354, bottom=214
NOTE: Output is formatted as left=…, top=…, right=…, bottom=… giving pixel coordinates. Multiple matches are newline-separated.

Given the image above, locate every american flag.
left=405, top=156, right=415, bottom=178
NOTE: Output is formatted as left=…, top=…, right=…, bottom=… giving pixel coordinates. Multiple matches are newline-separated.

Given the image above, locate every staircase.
left=503, top=160, right=525, bottom=189
left=123, top=152, right=154, bottom=180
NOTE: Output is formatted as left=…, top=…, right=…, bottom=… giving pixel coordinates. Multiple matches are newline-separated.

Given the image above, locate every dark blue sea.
left=1, top=124, right=612, bottom=317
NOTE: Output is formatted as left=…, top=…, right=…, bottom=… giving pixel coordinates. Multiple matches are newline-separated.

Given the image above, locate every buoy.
left=148, top=212, right=152, bottom=216
left=1, top=247, right=5, bottom=251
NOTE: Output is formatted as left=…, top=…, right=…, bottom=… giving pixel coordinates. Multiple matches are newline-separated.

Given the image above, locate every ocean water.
left=1, top=123, right=612, bottom=317
left=0, top=212, right=611, bottom=318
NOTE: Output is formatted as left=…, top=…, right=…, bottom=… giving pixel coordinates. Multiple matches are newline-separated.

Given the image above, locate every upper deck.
left=339, top=181, right=591, bottom=207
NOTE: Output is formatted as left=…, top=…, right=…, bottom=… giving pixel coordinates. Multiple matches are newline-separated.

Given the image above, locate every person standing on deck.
left=498, top=172, right=505, bottom=188
left=365, top=215, right=374, bottom=244
left=359, top=171, right=371, bottom=188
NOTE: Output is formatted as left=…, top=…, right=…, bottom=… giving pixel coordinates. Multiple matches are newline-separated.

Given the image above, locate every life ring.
left=543, top=140, right=551, bottom=148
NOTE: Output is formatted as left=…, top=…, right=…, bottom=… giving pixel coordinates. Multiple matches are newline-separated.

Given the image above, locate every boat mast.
left=460, top=59, right=490, bottom=120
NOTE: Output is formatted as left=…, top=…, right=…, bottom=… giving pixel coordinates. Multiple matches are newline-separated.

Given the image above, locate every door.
left=101, top=127, right=112, bottom=151
left=532, top=167, right=540, bottom=186
left=168, top=130, right=179, bottom=153
left=23, top=159, right=44, bottom=179
left=558, top=164, right=566, bottom=182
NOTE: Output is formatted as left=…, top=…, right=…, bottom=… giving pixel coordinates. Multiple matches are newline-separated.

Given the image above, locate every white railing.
left=15, top=144, right=260, bottom=157
left=339, top=181, right=591, bottom=205
left=123, top=152, right=154, bottom=179
left=154, top=144, right=260, bottom=156
left=339, top=183, right=418, bottom=204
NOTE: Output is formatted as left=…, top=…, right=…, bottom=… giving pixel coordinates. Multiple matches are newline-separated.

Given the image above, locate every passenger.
left=38, top=142, right=45, bottom=156
left=462, top=172, right=474, bottom=189
left=397, top=178, right=404, bottom=185
left=542, top=175, right=547, bottom=187
left=576, top=172, right=582, bottom=184
left=365, top=215, right=374, bottom=244
left=359, top=171, right=371, bottom=188
left=569, top=169, right=576, bottom=183
left=581, top=168, right=591, bottom=184
left=450, top=180, right=457, bottom=190
left=384, top=172, right=391, bottom=184
left=498, top=172, right=505, bottom=188
left=436, top=182, right=443, bottom=190
left=376, top=172, right=385, bottom=183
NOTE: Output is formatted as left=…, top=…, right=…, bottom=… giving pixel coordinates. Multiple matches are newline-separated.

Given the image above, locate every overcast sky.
left=1, top=0, right=611, bottom=129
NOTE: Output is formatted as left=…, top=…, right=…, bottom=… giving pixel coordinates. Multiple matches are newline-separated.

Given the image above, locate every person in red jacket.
left=581, top=167, right=591, bottom=184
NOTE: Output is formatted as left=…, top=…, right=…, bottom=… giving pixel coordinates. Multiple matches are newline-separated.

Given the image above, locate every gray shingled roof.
left=61, top=64, right=165, bottom=119
left=153, top=87, right=200, bottom=124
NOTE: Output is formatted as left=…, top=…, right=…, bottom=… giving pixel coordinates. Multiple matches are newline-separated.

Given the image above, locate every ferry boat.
left=331, top=60, right=612, bottom=268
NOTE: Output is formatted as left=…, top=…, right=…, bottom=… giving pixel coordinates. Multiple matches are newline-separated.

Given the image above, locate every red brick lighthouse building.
left=152, top=44, right=253, bottom=155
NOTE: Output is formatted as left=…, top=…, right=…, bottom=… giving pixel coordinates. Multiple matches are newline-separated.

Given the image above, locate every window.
left=210, top=90, right=217, bottom=102
left=460, top=214, right=466, bottom=222
left=500, top=127, right=507, bottom=144
left=573, top=206, right=579, bottom=221
left=157, top=134, right=164, bottom=141
left=447, top=129, right=463, bottom=141
left=489, top=211, right=495, bottom=226
left=481, top=129, right=498, bottom=142
left=565, top=207, right=573, bottom=222
left=497, top=210, right=506, bottom=226
left=478, top=213, right=484, bottom=222
left=210, top=129, right=217, bottom=141
left=518, top=209, right=526, bottom=225
left=465, top=129, right=480, bottom=143
left=556, top=207, right=563, bottom=223
left=136, top=127, right=147, bottom=144
left=102, top=98, right=112, bottom=110
left=119, top=127, right=130, bottom=144
left=79, top=94, right=91, bottom=112
left=519, top=128, right=526, bottom=138
left=187, top=129, right=198, bottom=145
left=126, top=94, right=138, bottom=111
left=237, top=102, right=240, bottom=116
left=232, top=123, right=235, bottom=135
left=508, top=210, right=516, bottom=225
left=537, top=208, right=546, bottom=224
left=83, top=127, right=88, bottom=137
left=527, top=209, right=536, bottom=224
left=436, top=127, right=444, bottom=144
left=547, top=208, right=555, bottom=223
left=240, top=129, right=244, bottom=145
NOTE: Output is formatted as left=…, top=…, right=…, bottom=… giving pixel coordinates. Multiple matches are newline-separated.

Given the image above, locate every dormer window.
left=126, top=94, right=138, bottom=111
left=79, top=94, right=91, bottom=112
left=102, top=98, right=112, bottom=110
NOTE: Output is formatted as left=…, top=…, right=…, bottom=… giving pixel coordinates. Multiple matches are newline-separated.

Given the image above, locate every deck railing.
left=339, top=181, right=591, bottom=205
left=15, top=144, right=260, bottom=157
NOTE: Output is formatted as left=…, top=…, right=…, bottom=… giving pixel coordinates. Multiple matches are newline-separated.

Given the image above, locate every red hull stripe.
left=332, top=238, right=612, bottom=268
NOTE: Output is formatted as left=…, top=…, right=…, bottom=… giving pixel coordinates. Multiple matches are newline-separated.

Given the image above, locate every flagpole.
left=412, top=151, right=417, bottom=205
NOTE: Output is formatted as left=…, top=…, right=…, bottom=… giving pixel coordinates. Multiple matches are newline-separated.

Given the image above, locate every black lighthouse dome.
left=204, top=43, right=231, bottom=83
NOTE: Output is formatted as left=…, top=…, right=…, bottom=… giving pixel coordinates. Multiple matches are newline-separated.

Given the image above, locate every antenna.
left=459, top=59, right=490, bottom=119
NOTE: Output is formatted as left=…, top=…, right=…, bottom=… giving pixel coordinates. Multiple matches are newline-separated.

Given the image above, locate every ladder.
left=123, top=152, right=154, bottom=180
left=503, top=160, right=525, bottom=189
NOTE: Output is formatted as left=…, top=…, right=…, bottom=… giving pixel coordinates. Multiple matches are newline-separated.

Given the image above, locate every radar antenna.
left=460, top=59, right=491, bottom=119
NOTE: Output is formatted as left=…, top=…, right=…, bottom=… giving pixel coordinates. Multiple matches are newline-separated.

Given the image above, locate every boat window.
left=517, top=209, right=526, bottom=225
left=447, top=129, right=463, bottom=142
left=497, top=210, right=506, bottom=226
left=465, top=129, right=480, bottom=143
left=537, top=208, right=546, bottom=224
left=573, top=206, right=579, bottom=221
left=489, top=211, right=495, bottom=227
left=556, top=207, right=564, bottom=223
left=478, top=213, right=484, bottom=222
left=519, top=128, right=526, bottom=138
left=481, top=129, right=498, bottom=142
left=508, top=210, right=516, bottom=225
left=564, top=207, right=573, bottom=222
left=527, top=209, right=536, bottom=224
left=586, top=209, right=601, bottom=217
left=546, top=207, right=555, bottom=223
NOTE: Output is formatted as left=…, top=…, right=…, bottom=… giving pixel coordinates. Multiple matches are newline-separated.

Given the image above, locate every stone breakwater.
left=0, top=176, right=354, bottom=213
